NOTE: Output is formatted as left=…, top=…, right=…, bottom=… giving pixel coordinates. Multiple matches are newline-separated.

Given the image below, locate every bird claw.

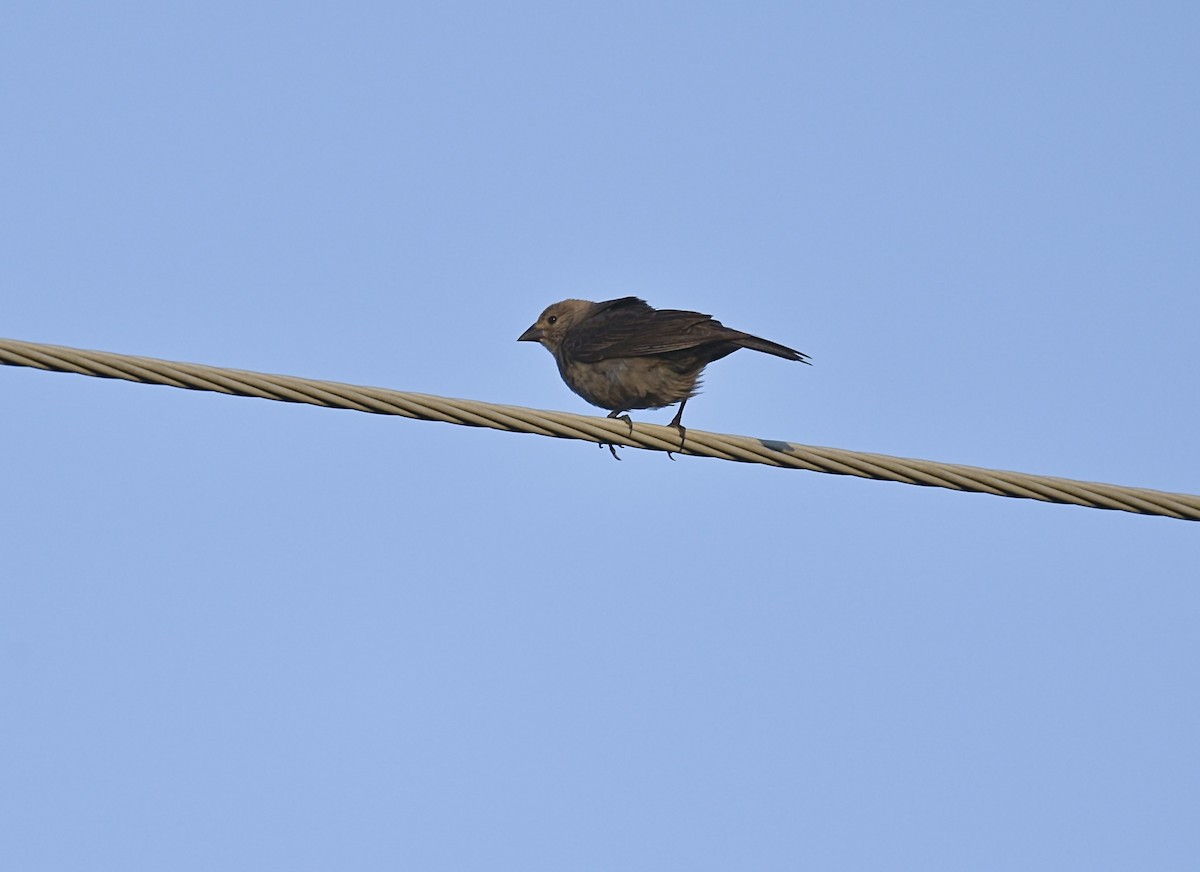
left=666, top=401, right=688, bottom=460
left=667, top=423, right=686, bottom=460
left=606, top=411, right=634, bottom=434
left=600, top=411, right=633, bottom=461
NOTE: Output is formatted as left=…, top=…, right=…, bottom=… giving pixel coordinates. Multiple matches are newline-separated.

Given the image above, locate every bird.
left=518, top=296, right=809, bottom=458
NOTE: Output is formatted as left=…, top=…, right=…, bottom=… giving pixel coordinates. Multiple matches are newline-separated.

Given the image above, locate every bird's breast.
left=556, top=355, right=699, bottom=412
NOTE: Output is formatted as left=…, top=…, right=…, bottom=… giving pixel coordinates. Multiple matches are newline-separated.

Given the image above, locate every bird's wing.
left=565, top=299, right=733, bottom=362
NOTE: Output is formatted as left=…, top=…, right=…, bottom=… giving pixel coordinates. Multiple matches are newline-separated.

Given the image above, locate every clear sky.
left=3, top=3, right=1198, bottom=869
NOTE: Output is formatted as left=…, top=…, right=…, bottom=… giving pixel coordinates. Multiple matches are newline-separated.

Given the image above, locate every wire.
left=2, top=337, right=1196, bottom=521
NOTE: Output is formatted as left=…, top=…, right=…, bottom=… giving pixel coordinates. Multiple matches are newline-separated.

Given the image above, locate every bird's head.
left=517, top=299, right=596, bottom=354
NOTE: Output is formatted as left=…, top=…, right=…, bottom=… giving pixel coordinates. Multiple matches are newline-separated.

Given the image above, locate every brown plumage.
left=518, top=296, right=810, bottom=458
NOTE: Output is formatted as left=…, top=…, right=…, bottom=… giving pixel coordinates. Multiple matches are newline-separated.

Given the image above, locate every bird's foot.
left=600, top=411, right=633, bottom=461
left=666, top=424, right=687, bottom=460
left=666, top=402, right=688, bottom=460
left=606, top=410, right=634, bottom=434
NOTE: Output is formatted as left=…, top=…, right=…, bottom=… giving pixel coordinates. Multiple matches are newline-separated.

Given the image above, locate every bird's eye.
left=547, top=315, right=558, bottom=324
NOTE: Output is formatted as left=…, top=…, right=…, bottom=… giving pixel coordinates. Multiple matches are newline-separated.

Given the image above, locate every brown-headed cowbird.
left=518, top=296, right=810, bottom=458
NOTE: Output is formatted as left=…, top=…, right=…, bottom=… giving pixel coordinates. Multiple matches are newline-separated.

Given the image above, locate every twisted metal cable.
left=2, top=336, right=1197, bottom=522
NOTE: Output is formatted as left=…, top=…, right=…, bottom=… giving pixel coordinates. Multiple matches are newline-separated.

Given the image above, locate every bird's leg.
left=601, top=410, right=634, bottom=460
left=667, top=400, right=688, bottom=460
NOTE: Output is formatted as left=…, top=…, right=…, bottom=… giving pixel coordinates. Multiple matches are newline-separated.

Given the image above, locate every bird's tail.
left=733, top=332, right=812, bottom=364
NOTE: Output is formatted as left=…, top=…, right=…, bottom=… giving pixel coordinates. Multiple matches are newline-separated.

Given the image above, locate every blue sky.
left=3, top=3, right=1198, bottom=869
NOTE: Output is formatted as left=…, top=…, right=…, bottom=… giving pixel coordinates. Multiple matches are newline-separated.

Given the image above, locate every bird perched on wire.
left=518, top=296, right=810, bottom=459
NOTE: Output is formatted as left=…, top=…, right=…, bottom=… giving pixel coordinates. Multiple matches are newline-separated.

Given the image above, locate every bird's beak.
left=518, top=325, right=543, bottom=342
